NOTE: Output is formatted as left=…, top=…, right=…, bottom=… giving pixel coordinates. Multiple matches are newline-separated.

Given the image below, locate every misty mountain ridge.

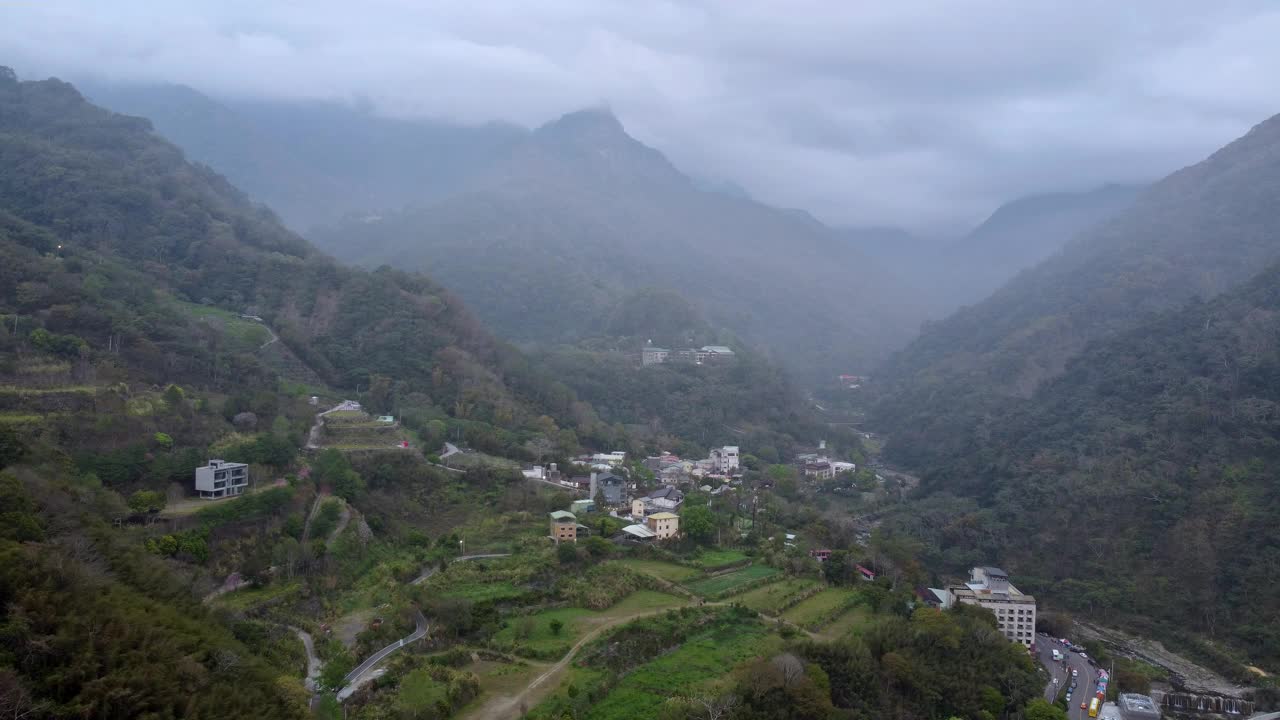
left=78, top=80, right=527, bottom=230
left=873, top=108, right=1280, bottom=469
left=840, top=183, right=1144, bottom=313
left=312, top=105, right=925, bottom=380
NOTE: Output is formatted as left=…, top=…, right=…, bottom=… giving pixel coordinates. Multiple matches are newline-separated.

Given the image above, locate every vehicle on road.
left=1072, top=669, right=1079, bottom=677
left=1089, top=696, right=1101, bottom=717
left=1080, top=652, right=1089, bottom=659
left=1052, top=649, right=1062, bottom=661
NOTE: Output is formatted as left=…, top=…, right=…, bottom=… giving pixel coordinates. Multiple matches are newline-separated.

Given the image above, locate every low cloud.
left=6, top=1, right=1280, bottom=230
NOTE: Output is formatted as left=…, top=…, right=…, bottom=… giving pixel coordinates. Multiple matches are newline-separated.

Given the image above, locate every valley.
left=3, top=16, right=1280, bottom=718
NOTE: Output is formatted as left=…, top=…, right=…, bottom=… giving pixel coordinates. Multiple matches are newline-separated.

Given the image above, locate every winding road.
left=337, top=610, right=430, bottom=700
left=332, top=553, right=514, bottom=703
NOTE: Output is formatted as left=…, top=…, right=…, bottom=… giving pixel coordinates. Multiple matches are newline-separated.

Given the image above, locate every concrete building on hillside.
left=641, top=345, right=670, bottom=366
left=944, top=566, right=1037, bottom=648
left=550, top=510, right=578, bottom=543
left=195, top=459, right=248, bottom=500
left=646, top=512, right=680, bottom=540
left=709, top=446, right=740, bottom=474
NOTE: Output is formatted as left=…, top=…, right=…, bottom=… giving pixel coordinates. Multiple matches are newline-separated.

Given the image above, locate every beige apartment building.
left=943, top=566, right=1037, bottom=647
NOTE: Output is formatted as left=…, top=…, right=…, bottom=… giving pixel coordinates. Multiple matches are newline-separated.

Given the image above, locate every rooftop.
left=701, top=345, right=733, bottom=353
left=621, top=524, right=657, bottom=539
left=980, top=566, right=1009, bottom=578
left=549, top=510, right=576, bottom=521
left=648, top=512, right=679, bottom=520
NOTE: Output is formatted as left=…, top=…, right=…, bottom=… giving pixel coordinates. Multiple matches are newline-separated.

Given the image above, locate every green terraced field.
left=683, top=564, right=780, bottom=597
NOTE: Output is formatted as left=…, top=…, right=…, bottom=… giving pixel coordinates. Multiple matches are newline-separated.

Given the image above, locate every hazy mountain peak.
left=536, top=106, right=624, bottom=137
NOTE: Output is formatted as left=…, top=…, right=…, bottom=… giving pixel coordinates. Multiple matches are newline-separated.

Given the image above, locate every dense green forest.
left=880, top=259, right=1280, bottom=669
left=873, top=111, right=1280, bottom=470
left=531, top=288, right=847, bottom=457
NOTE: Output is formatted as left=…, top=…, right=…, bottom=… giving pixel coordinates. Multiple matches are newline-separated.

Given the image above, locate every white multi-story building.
left=195, top=459, right=249, bottom=500
left=943, top=567, right=1037, bottom=648
left=709, top=446, right=739, bottom=474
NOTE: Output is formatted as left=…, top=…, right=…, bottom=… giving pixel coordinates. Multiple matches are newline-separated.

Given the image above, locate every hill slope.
left=0, top=68, right=611, bottom=450
left=939, top=183, right=1142, bottom=305
left=312, top=109, right=920, bottom=380
left=874, top=112, right=1280, bottom=467
left=888, top=258, right=1280, bottom=666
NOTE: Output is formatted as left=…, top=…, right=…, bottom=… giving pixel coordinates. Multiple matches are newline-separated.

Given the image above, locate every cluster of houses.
left=533, top=446, right=747, bottom=545
left=641, top=341, right=737, bottom=366
left=795, top=442, right=857, bottom=481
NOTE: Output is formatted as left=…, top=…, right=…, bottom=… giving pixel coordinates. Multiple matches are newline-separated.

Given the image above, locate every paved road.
left=338, top=610, right=429, bottom=698
left=1035, top=633, right=1102, bottom=719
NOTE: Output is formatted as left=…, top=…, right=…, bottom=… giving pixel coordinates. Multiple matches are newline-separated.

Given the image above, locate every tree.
left=681, top=504, right=716, bottom=544
left=1024, top=698, right=1068, bottom=720
left=0, top=424, right=27, bottom=470
left=549, top=618, right=564, bottom=636
left=319, top=652, right=354, bottom=691
left=127, top=489, right=166, bottom=513
left=162, top=383, right=185, bottom=410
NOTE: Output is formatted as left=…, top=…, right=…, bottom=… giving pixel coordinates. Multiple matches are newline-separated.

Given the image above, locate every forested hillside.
left=310, top=108, right=921, bottom=381
left=531, top=290, right=844, bottom=459
left=0, top=68, right=623, bottom=453
left=937, top=183, right=1142, bottom=306
left=884, top=258, right=1280, bottom=667
left=874, top=112, right=1280, bottom=468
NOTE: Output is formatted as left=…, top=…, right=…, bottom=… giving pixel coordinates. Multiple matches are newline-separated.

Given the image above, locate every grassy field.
left=690, top=549, right=749, bottom=569
left=397, top=668, right=450, bottom=712
left=781, top=587, right=860, bottom=626
left=0, top=385, right=96, bottom=395
left=177, top=301, right=270, bottom=349
left=492, top=591, right=685, bottom=659
left=579, top=620, right=780, bottom=719
left=821, top=605, right=876, bottom=637
left=493, top=608, right=593, bottom=657
left=684, top=564, right=780, bottom=597
left=732, top=578, right=820, bottom=614
left=610, top=558, right=700, bottom=583
left=213, top=581, right=302, bottom=611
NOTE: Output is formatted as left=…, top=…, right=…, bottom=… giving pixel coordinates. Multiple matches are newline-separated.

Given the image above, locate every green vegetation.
left=609, top=557, right=699, bottom=583
left=684, top=564, right=781, bottom=598
left=870, top=110, right=1280, bottom=667
left=781, top=588, right=861, bottom=628
left=877, top=258, right=1280, bottom=668
left=733, top=578, right=821, bottom=615
left=690, top=547, right=749, bottom=569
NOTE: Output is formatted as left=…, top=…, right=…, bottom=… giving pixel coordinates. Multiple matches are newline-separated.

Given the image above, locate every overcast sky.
left=5, top=1, right=1280, bottom=231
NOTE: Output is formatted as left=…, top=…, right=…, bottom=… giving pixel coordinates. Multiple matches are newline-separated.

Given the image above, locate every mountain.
left=874, top=112, right=1280, bottom=469
left=838, top=185, right=1142, bottom=314
left=311, top=108, right=922, bottom=381
left=883, top=258, right=1280, bottom=668
left=939, top=183, right=1143, bottom=305
left=78, top=81, right=526, bottom=231
left=0, top=70, right=613, bottom=450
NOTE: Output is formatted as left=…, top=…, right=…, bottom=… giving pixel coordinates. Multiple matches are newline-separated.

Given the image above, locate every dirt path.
left=462, top=606, right=688, bottom=720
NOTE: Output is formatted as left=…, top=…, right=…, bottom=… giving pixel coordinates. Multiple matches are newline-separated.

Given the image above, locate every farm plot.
left=683, top=564, right=780, bottom=598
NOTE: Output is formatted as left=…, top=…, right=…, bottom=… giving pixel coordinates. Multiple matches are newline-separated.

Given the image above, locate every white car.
left=1072, top=669, right=1079, bottom=677
left=1079, top=652, right=1089, bottom=659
